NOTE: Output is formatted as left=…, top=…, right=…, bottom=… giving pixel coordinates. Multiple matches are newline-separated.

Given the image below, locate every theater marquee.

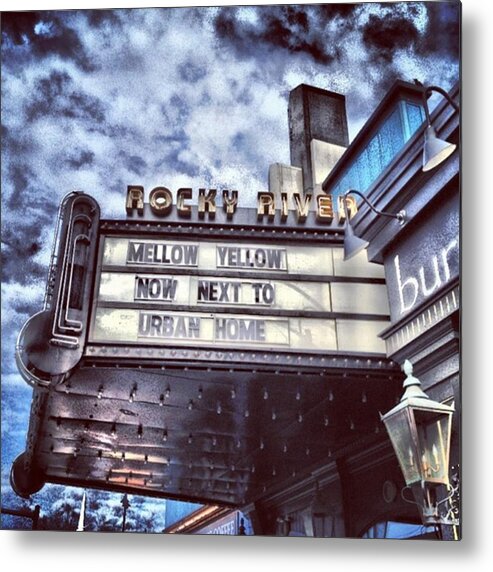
left=89, top=236, right=390, bottom=354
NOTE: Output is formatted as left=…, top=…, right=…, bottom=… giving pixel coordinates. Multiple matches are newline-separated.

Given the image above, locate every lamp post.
left=421, top=85, right=459, bottom=172
left=381, top=360, right=458, bottom=531
left=342, top=189, right=406, bottom=261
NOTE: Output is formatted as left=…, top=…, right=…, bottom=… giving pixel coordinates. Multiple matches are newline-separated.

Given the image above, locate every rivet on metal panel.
left=324, top=415, right=329, bottom=427
left=198, top=387, right=203, bottom=400
left=349, top=419, right=355, bottom=430
left=362, top=392, right=367, bottom=403
left=159, top=394, right=165, bottom=406
left=305, top=448, right=310, bottom=456
left=162, top=430, right=168, bottom=442
left=297, top=413, right=303, bottom=423
left=260, top=438, right=265, bottom=450
left=216, top=402, right=222, bottom=414
left=244, top=409, right=249, bottom=418
left=230, top=388, right=236, bottom=399
left=283, top=443, right=288, bottom=453
left=272, top=410, right=277, bottom=421
left=212, top=436, right=217, bottom=446
left=138, top=424, right=143, bottom=439
left=296, top=390, right=301, bottom=400
left=329, top=390, right=334, bottom=401
left=188, top=400, right=194, bottom=411
left=263, top=388, right=269, bottom=400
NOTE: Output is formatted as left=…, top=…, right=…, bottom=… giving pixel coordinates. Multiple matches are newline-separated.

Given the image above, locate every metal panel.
left=102, top=237, right=335, bottom=276
left=331, top=283, right=389, bottom=315
left=336, top=320, right=387, bottom=353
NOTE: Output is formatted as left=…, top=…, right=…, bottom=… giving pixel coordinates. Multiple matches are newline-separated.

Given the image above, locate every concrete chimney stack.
left=288, top=84, right=349, bottom=194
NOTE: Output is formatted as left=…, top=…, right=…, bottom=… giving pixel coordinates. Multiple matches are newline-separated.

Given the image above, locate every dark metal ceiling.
left=27, top=356, right=401, bottom=506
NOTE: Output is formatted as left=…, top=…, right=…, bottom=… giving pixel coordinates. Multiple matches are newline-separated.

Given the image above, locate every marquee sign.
left=89, top=236, right=390, bottom=355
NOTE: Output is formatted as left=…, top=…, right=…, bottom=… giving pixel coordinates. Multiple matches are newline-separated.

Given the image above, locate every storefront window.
left=329, top=101, right=425, bottom=199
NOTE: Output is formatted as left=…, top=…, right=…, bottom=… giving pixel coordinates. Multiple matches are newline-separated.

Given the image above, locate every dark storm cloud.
left=1, top=11, right=96, bottom=72
left=84, top=8, right=126, bottom=28
left=25, top=70, right=106, bottom=124
left=1, top=223, right=49, bottom=285
left=362, top=14, right=420, bottom=61
left=214, top=4, right=348, bottom=64
left=214, top=3, right=459, bottom=68
left=178, top=60, right=208, bottom=83
left=66, top=149, right=95, bottom=169
left=419, top=1, right=461, bottom=60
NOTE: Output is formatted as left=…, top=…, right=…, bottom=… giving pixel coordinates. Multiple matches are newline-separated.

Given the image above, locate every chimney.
left=288, top=85, right=349, bottom=194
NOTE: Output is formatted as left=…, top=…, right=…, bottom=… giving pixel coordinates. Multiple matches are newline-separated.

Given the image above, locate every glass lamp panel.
left=404, top=101, right=426, bottom=140
left=414, top=409, right=452, bottom=486
left=382, top=408, right=422, bottom=486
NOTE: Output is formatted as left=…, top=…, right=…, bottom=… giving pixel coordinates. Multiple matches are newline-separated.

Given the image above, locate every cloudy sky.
left=1, top=1, right=460, bottom=531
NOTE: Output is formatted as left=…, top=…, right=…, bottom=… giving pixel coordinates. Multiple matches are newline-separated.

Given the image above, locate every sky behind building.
left=1, top=1, right=460, bottom=531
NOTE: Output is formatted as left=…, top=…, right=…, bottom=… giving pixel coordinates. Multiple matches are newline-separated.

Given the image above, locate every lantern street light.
left=381, top=360, right=457, bottom=527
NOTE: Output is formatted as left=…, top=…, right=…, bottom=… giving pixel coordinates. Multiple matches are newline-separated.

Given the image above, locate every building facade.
left=11, top=79, right=460, bottom=539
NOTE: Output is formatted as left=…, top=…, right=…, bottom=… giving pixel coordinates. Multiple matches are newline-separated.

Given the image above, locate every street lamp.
left=342, top=189, right=406, bottom=261
left=421, top=85, right=459, bottom=172
left=381, top=360, right=457, bottom=526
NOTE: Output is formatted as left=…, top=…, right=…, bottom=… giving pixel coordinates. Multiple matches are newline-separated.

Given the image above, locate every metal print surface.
left=1, top=2, right=460, bottom=539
